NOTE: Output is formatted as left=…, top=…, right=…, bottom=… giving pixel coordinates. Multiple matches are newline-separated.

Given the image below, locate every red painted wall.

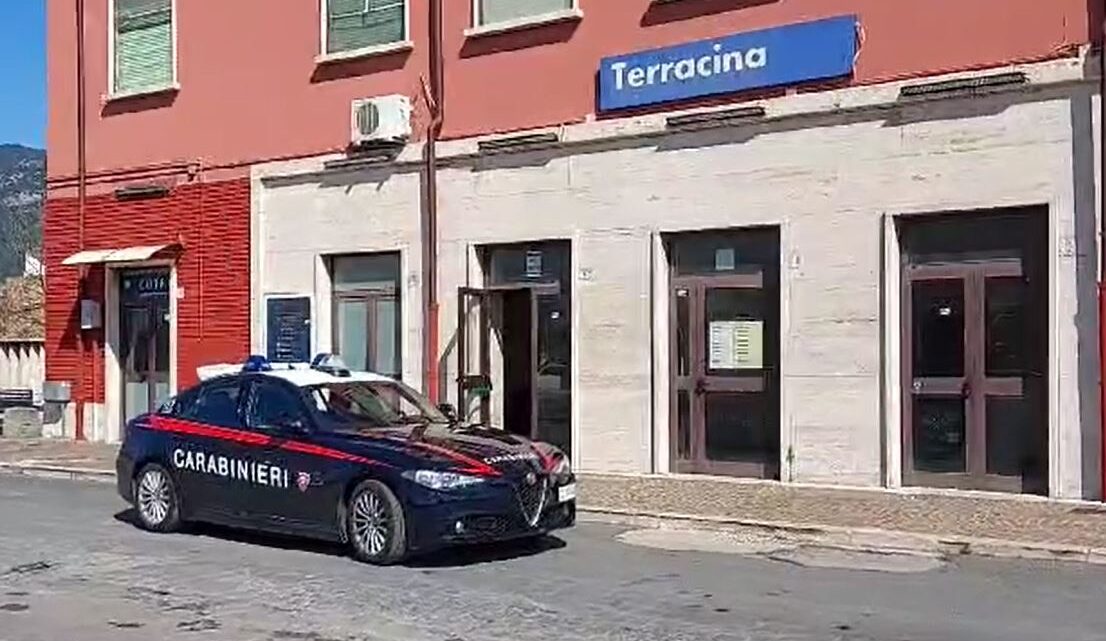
left=442, top=0, right=1094, bottom=138
left=47, top=0, right=1094, bottom=181
left=43, top=179, right=251, bottom=402
left=47, top=0, right=432, bottom=181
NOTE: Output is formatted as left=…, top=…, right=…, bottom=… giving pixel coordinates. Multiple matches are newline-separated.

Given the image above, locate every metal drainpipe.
left=1099, top=6, right=1106, bottom=500
left=423, top=0, right=444, bottom=403
left=75, top=0, right=88, bottom=441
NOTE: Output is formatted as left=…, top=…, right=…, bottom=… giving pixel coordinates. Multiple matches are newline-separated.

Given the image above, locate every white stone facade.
left=252, top=53, right=1103, bottom=499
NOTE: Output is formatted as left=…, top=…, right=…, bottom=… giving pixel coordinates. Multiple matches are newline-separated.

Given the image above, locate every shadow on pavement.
left=113, top=509, right=566, bottom=568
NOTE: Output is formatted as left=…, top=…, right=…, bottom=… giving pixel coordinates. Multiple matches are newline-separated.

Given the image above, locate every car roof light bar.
left=242, top=355, right=273, bottom=372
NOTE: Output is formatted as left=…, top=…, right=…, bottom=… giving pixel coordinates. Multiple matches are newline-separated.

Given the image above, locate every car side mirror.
left=437, top=403, right=458, bottom=422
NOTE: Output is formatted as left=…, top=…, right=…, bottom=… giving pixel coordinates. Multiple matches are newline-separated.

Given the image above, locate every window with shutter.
left=113, top=0, right=174, bottom=95
left=326, top=0, right=406, bottom=54
left=477, top=0, right=573, bottom=26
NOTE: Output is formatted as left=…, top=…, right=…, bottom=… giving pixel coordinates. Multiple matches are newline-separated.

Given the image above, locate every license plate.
left=558, top=483, right=577, bottom=504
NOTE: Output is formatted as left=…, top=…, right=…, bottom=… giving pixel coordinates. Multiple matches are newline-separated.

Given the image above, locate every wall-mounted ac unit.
left=350, top=95, right=411, bottom=148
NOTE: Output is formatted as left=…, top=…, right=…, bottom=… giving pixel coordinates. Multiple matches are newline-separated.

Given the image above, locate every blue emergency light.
left=242, top=355, right=273, bottom=372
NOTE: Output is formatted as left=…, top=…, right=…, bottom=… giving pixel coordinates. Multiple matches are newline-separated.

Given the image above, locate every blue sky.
left=0, top=1, right=45, bottom=149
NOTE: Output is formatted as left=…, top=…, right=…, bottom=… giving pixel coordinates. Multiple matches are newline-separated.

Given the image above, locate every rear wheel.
left=134, top=464, right=181, bottom=533
left=347, top=480, right=407, bottom=565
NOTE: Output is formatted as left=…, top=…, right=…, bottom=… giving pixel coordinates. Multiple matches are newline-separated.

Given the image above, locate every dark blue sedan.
left=115, top=355, right=576, bottom=565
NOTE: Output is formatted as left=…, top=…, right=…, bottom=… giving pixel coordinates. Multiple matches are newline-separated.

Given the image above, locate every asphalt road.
left=1, top=474, right=1106, bottom=641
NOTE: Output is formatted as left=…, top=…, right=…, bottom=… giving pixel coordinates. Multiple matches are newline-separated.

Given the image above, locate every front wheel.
left=347, top=480, right=407, bottom=565
left=134, top=463, right=181, bottom=533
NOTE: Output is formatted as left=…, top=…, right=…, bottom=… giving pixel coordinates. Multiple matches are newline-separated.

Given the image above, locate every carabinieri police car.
left=115, top=355, right=576, bottom=564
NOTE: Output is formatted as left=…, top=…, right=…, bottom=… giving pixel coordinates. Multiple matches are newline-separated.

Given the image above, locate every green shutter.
left=114, top=0, right=173, bottom=94
left=327, top=0, right=405, bottom=54
left=480, top=0, right=571, bottom=26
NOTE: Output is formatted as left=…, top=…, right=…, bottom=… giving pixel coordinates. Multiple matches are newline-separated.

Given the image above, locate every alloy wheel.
left=137, top=468, right=171, bottom=526
left=351, top=490, right=390, bottom=556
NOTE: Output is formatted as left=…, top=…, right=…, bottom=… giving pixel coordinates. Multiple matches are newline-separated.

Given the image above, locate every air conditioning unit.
left=350, top=95, right=411, bottom=148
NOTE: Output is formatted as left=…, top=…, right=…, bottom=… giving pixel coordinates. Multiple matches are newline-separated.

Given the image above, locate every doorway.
left=119, top=268, right=171, bottom=423
left=457, top=242, right=572, bottom=455
left=900, top=209, right=1048, bottom=494
left=668, top=229, right=780, bottom=478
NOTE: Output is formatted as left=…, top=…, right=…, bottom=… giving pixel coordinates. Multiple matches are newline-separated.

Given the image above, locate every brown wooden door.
left=671, top=271, right=779, bottom=478
left=902, top=260, right=1045, bottom=493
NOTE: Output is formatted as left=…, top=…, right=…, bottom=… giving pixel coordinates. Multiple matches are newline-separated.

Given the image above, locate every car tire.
left=133, top=463, right=182, bottom=533
left=347, top=480, right=407, bottom=565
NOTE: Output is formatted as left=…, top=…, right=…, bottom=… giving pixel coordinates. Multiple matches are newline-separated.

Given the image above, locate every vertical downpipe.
left=75, top=0, right=88, bottom=440
left=1099, top=6, right=1106, bottom=500
left=423, top=0, right=444, bottom=403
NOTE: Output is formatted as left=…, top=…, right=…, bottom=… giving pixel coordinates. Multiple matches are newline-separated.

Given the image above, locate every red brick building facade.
left=43, top=178, right=250, bottom=439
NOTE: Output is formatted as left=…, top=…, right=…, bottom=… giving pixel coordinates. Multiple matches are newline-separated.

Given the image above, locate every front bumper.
left=405, top=476, right=576, bottom=552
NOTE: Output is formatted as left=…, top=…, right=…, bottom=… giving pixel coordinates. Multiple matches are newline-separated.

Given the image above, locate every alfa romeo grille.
left=517, top=476, right=548, bottom=528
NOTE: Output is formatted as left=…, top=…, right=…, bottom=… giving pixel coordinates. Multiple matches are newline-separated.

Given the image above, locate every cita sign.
left=598, top=15, right=858, bottom=112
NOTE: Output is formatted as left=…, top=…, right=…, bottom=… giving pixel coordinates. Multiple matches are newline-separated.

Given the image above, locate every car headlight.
left=552, top=456, right=571, bottom=476
left=404, top=469, right=487, bottom=490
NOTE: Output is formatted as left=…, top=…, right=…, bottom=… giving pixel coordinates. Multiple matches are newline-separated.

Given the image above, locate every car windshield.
left=306, top=380, right=448, bottom=429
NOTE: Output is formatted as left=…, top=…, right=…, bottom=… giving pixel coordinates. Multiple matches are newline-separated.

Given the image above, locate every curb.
left=0, top=462, right=116, bottom=485
left=578, top=506, right=1106, bottom=566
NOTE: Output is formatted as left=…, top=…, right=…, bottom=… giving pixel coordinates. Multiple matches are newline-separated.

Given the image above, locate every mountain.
left=0, top=145, right=45, bottom=279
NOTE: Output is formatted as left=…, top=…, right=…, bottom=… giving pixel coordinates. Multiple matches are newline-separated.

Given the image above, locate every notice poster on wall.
left=709, top=320, right=764, bottom=370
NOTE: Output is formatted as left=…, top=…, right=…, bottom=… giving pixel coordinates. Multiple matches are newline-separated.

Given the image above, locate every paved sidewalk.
left=0, top=438, right=116, bottom=477
left=580, top=473, right=1106, bottom=561
left=6, top=438, right=1106, bottom=562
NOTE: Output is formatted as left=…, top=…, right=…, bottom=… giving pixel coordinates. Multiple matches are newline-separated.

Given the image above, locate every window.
left=248, top=381, right=310, bottom=432
left=324, top=0, right=407, bottom=56
left=475, top=0, right=575, bottom=28
left=181, top=379, right=243, bottom=429
left=332, top=254, right=402, bottom=378
left=111, top=0, right=175, bottom=96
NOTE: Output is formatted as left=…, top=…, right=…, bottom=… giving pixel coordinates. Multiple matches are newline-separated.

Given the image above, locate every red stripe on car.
left=146, top=416, right=387, bottom=467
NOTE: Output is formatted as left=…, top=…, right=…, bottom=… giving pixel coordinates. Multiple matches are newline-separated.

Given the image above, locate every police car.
left=115, top=355, right=576, bottom=565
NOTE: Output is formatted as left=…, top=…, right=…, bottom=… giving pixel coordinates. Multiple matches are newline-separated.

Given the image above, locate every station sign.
left=598, top=15, right=858, bottom=112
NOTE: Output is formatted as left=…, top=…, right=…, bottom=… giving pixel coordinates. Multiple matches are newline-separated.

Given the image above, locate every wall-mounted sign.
left=122, top=271, right=170, bottom=299
left=598, top=15, right=858, bottom=112
left=266, top=297, right=311, bottom=364
left=709, top=320, right=764, bottom=370
left=525, top=251, right=543, bottom=279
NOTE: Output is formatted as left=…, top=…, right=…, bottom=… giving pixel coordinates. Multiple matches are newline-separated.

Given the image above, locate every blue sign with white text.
left=598, top=16, right=858, bottom=112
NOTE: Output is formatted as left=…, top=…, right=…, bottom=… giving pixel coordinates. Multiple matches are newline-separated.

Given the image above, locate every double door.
left=902, top=259, right=1046, bottom=493
left=670, top=272, right=779, bottom=478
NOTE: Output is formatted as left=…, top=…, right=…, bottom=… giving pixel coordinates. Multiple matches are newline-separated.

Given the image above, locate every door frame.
left=900, top=257, right=1044, bottom=494
left=668, top=270, right=779, bottom=478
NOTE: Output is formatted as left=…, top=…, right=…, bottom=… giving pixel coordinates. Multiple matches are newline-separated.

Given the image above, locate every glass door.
left=120, top=269, right=171, bottom=423
left=671, top=273, right=779, bottom=478
left=902, top=261, right=1046, bottom=493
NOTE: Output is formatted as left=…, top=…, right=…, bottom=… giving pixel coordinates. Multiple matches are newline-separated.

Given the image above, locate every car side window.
left=248, top=380, right=309, bottom=432
left=181, top=379, right=243, bottom=428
